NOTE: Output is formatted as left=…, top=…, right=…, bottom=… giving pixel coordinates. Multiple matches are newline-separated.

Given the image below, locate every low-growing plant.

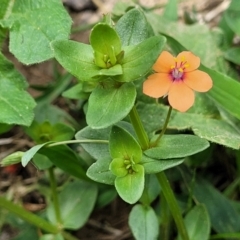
left=1, top=0, right=240, bottom=239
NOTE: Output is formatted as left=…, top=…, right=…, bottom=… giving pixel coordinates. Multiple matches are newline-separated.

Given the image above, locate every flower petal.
left=153, top=51, right=175, bottom=73
left=168, top=81, right=194, bottom=112
left=177, top=51, right=200, bottom=72
left=184, top=70, right=213, bottom=92
left=143, top=73, right=172, bottom=98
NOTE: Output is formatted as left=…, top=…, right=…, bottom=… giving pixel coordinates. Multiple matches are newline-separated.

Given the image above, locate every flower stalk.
left=157, top=172, right=189, bottom=240
left=129, top=105, right=149, bottom=150
left=128, top=106, right=189, bottom=239
left=152, top=106, right=172, bottom=146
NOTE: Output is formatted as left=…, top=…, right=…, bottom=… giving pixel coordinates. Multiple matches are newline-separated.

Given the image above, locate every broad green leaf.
left=90, top=23, right=121, bottom=56
left=163, top=0, right=178, bottom=21
left=39, top=145, right=89, bottom=181
left=142, top=155, right=184, bottom=174
left=75, top=121, right=136, bottom=160
left=0, top=53, right=36, bottom=126
left=75, top=126, right=111, bottom=160
left=129, top=204, right=159, bottom=240
left=1, top=0, right=71, bottom=64
left=0, top=0, right=9, bottom=19
left=22, top=142, right=51, bottom=167
left=25, top=121, right=75, bottom=144
left=115, top=8, right=154, bottom=46
left=32, top=153, right=53, bottom=170
left=224, top=47, right=240, bottom=65
left=0, top=123, right=12, bottom=134
left=52, top=40, right=99, bottom=82
left=201, top=64, right=240, bottom=121
left=218, top=13, right=235, bottom=48
left=5, top=213, right=39, bottom=240
left=178, top=204, right=210, bottom=240
left=62, top=83, right=89, bottom=100
left=0, top=0, right=8, bottom=47
left=140, top=175, right=160, bottom=205
left=194, top=178, right=240, bottom=233
left=109, top=125, right=142, bottom=162
left=87, top=82, right=136, bottom=129
left=39, top=234, right=64, bottom=240
left=224, top=0, right=240, bottom=35
left=138, top=102, right=240, bottom=150
left=86, top=158, right=116, bottom=185
left=115, top=164, right=144, bottom=204
left=145, top=135, right=209, bottom=159
left=47, top=180, right=98, bottom=229
left=95, top=186, right=117, bottom=209
left=115, top=35, right=166, bottom=82
left=33, top=103, right=78, bottom=128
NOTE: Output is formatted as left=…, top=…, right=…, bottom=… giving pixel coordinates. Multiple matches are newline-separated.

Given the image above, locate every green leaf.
left=141, top=155, right=184, bottom=174
left=0, top=53, right=36, bottom=126
left=32, top=153, right=53, bottom=170
left=22, top=142, right=51, bottom=167
left=116, top=35, right=166, bottom=82
left=201, top=64, right=240, bottom=121
left=0, top=0, right=9, bottom=19
left=1, top=0, right=71, bottom=64
left=109, top=125, right=142, bottom=162
left=39, top=145, right=89, bottom=181
left=25, top=121, right=75, bottom=144
left=52, top=40, right=99, bottom=82
left=138, top=102, right=240, bottom=150
left=90, top=23, right=121, bottom=54
left=62, top=83, right=89, bottom=100
left=145, top=135, right=210, bottom=159
left=129, top=204, right=159, bottom=240
left=224, top=47, right=240, bottom=65
left=115, top=8, right=154, bottom=46
left=163, top=0, right=178, bottom=21
left=224, top=0, right=240, bottom=35
left=75, top=121, right=136, bottom=160
left=39, top=234, right=64, bottom=240
left=47, top=180, right=98, bottom=229
left=140, top=175, right=160, bottom=205
left=178, top=204, right=210, bottom=240
left=87, top=82, right=136, bottom=129
left=75, top=126, right=111, bottom=160
left=87, top=158, right=115, bottom=185
left=115, top=164, right=144, bottom=204
left=194, top=178, right=240, bottom=233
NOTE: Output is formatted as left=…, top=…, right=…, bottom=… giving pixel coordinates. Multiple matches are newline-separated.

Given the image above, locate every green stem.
left=129, top=105, right=149, bottom=150
left=160, top=191, right=171, bottom=240
left=157, top=172, right=189, bottom=240
left=0, top=197, right=59, bottom=234
left=152, top=106, right=172, bottom=146
left=49, top=167, right=62, bottom=225
left=48, top=139, right=109, bottom=147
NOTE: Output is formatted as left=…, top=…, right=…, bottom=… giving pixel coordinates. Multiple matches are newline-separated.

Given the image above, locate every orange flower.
left=143, top=51, right=213, bottom=112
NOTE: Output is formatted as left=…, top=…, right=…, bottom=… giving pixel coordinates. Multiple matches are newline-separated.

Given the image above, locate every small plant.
left=1, top=0, right=240, bottom=239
